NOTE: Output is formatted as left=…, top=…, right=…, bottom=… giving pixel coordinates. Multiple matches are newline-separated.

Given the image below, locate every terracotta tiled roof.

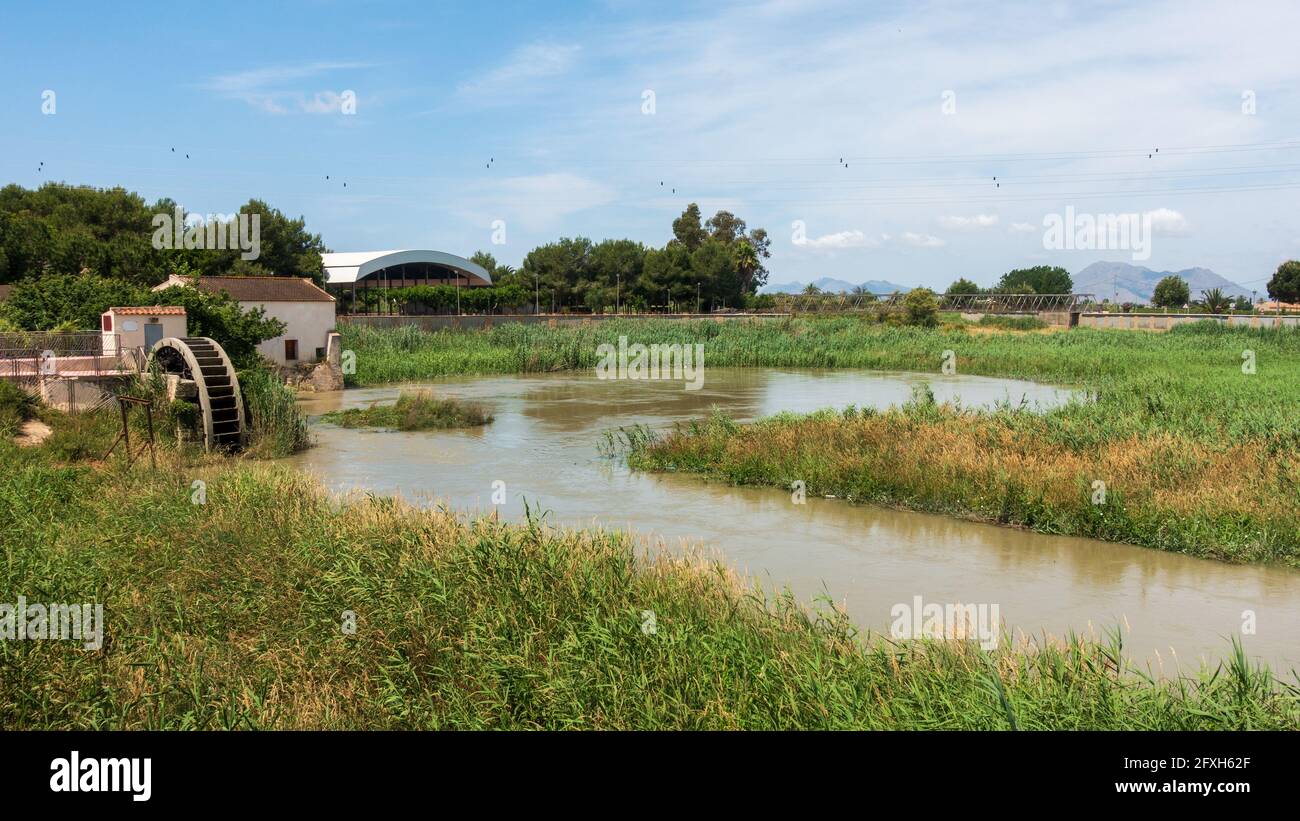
left=110, top=306, right=187, bottom=315
left=188, top=275, right=334, bottom=303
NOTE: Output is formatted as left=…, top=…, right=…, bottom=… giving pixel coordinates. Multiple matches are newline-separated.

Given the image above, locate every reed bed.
left=322, top=390, right=493, bottom=431
left=239, top=367, right=312, bottom=457
left=1, top=438, right=1295, bottom=729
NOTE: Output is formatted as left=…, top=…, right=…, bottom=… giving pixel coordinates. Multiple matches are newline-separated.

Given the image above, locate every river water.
left=288, top=368, right=1300, bottom=675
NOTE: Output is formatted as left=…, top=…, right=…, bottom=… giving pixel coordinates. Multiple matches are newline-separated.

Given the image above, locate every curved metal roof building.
left=322, top=250, right=492, bottom=288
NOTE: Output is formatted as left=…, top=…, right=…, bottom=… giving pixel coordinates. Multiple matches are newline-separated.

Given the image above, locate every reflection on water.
left=289, top=368, right=1300, bottom=674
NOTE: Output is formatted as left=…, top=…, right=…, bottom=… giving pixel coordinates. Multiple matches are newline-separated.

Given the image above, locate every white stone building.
left=154, top=275, right=336, bottom=366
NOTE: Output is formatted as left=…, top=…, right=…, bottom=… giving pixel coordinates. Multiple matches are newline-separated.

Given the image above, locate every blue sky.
left=2, top=0, right=1299, bottom=291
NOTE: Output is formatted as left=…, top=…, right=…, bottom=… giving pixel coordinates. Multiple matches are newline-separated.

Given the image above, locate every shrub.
left=903, top=287, right=940, bottom=326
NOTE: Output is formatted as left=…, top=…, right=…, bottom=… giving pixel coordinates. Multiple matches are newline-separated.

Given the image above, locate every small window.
left=102, top=314, right=113, bottom=332
left=285, top=339, right=298, bottom=361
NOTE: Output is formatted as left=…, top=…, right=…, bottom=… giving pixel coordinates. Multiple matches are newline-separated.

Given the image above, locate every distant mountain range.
left=1073, top=262, right=1252, bottom=304
left=761, top=264, right=1252, bottom=304
left=761, top=277, right=912, bottom=294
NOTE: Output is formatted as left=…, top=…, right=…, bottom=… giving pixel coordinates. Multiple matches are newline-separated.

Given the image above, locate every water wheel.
left=147, top=337, right=246, bottom=450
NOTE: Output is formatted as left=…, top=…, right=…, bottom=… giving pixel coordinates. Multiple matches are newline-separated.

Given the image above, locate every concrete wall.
left=243, top=301, right=337, bottom=365
left=102, top=312, right=188, bottom=356
left=1078, top=312, right=1300, bottom=331
left=337, top=313, right=788, bottom=332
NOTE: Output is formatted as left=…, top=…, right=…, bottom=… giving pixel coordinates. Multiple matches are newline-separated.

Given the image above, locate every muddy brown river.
left=289, top=368, right=1300, bottom=675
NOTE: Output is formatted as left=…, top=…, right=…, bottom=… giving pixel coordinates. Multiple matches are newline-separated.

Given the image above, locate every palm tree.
left=802, top=283, right=822, bottom=295
left=1200, top=288, right=1232, bottom=314
left=733, top=240, right=760, bottom=293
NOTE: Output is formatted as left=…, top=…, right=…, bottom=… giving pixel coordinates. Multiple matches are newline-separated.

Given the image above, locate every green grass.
left=1, top=434, right=1296, bottom=729
left=974, top=314, right=1049, bottom=330
left=0, top=379, right=38, bottom=439
left=321, top=390, right=492, bottom=431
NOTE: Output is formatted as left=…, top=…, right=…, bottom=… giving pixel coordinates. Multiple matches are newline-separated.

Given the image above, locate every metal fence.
left=0, top=332, right=141, bottom=411
left=769, top=292, right=1094, bottom=314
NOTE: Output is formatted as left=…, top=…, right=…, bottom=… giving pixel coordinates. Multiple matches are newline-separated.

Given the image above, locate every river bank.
left=3, top=433, right=1296, bottom=729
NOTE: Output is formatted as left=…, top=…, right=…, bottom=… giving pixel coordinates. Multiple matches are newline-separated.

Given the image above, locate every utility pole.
left=616, top=272, right=621, bottom=314
left=696, top=282, right=700, bottom=314
left=534, top=273, right=539, bottom=315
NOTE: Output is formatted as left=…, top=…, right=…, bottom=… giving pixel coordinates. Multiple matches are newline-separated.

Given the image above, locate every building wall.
left=1078, top=312, right=1300, bottom=331
left=102, top=313, right=188, bottom=355
left=242, top=301, right=336, bottom=365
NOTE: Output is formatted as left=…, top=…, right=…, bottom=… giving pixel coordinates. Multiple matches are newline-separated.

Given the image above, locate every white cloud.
left=459, top=43, right=581, bottom=98
left=797, top=230, right=882, bottom=249
left=1008, top=222, right=1038, bottom=233
left=900, top=232, right=947, bottom=248
left=203, top=62, right=370, bottom=114
left=1145, top=208, right=1190, bottom=236
left=938, top=214, right=999, bottom=230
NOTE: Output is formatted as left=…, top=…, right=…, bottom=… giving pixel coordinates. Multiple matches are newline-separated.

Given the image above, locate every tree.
left=641, top=244, right=693, bottom=309
left=520, top=237, right=594, bottom=309
left=0, top=273, right=149, bottom=330
left=946, top=278, right=982, bottom=295
left=690, top=239, right=739, bottom=309
left=1198, top=288, right=1232, bottom=314
left=0, top=184, right=327, bottom=287
left=588, top=239, right=647, bottom=310
left=1151, top=275, right=1190, bottom=309
left=671, top=204, right=707, bottom=251
left=469, top=250, right=500, bottom=279
left=190, top=199, right=327, bottom=285
left=1266, top=260, right=1300, bottom=304
left=995, top=266, right=1072, bottom=295
left=731, top=240, right=760, bottom=302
